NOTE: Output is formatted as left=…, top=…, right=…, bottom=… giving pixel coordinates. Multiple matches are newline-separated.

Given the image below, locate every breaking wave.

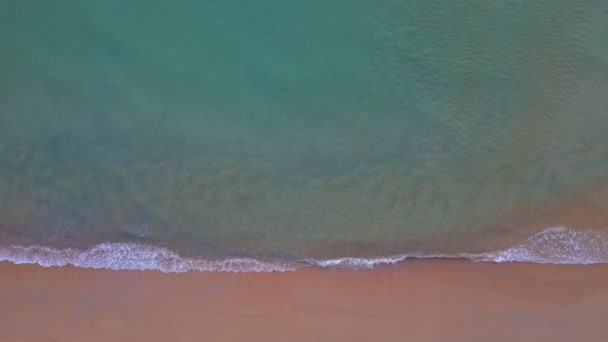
left=0, top=227, right=606, bottom=272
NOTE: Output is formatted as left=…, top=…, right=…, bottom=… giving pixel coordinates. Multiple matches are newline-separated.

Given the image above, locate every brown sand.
left=1, top=261, right=607, bottom=342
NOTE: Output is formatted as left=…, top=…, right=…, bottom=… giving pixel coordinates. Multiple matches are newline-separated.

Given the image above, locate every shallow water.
left=1, top=1, right=608, bottom=269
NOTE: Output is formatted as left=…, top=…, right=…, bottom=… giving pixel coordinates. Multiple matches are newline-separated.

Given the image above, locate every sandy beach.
left=1, top=261, right=607, bottom=342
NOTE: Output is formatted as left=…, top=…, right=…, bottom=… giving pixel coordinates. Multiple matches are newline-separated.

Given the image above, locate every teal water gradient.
left=1, top=1, right=607, bottom=260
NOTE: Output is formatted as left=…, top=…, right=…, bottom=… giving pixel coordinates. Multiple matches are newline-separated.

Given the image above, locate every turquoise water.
left=1, top=1, right=608, bottom=269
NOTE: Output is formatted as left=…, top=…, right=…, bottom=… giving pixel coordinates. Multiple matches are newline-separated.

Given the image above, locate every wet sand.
left=1, top=261, right=607, bottom=341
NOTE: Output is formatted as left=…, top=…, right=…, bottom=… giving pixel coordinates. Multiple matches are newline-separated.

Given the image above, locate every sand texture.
left=1, top=261, right=607, bottom=341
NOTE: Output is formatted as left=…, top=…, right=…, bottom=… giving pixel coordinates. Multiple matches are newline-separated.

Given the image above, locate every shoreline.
left=2, top=260, right=607, bottom=341
left=1, top=226, right=606, bottom=273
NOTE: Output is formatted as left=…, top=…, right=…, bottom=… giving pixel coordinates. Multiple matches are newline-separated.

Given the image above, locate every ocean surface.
left=1, top=1, right=608, bottom=271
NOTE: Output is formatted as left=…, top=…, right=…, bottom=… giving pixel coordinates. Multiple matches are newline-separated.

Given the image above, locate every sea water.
left=1, top=1, right=608, bottom=271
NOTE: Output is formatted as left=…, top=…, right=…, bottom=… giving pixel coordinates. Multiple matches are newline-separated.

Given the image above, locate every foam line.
left=0, top=227, right=606, bottom=272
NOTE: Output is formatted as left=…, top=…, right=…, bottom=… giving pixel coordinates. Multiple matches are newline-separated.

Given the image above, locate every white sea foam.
left=314, top=255, right=408, bottom=269
left=313, top=227, right=608, bottom=268
left=0, top=227, right=606, bottom=272
left=475, top=226, right=608, bottom=264
left=0, top=243, right=299, bottom=273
